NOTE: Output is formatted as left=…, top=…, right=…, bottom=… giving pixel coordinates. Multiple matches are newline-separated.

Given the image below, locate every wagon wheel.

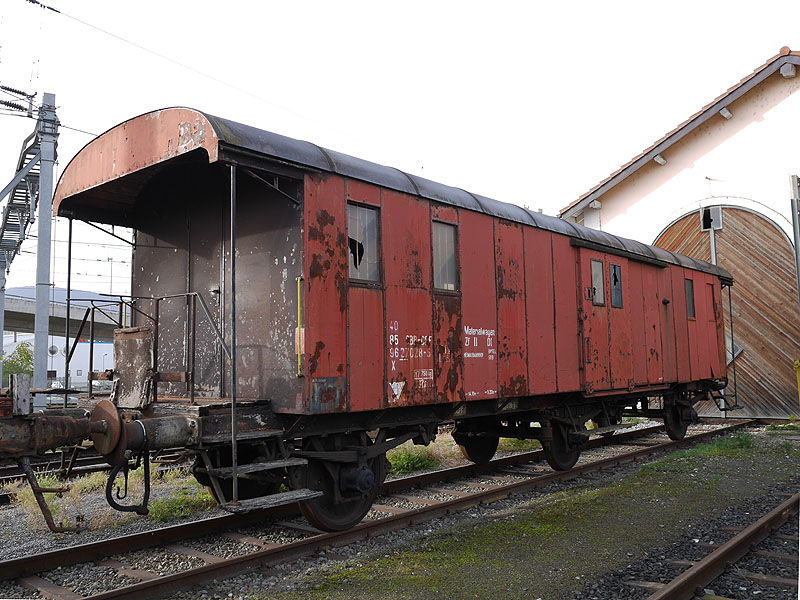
left=293, top=434, right=387, bottom=532
left=542, top=421, right=580, bottom=471
left=458, top=435, right=500, bottom=465
left=663, top=396, right=689, bottom=441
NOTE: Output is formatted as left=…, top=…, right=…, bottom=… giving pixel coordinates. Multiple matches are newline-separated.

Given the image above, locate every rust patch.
left=317, top=209, right=335, bottom=229
left=308, top=340, right=326, bottom=376
left=500, top=374, right=527, bottom=396
left=310, top=377, right=347, bottom=412
left=309, top=254, right=331, bottom=279
left=334, top=271, right=347, bottom=313
left=404, top=248, right=424, bottom=288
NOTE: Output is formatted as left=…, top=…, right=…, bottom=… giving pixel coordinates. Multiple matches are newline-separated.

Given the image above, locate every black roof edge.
left=202, top=111, right=732, bottom=282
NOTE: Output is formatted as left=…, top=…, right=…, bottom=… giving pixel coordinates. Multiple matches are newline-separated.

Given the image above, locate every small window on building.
left=347, top=204, right=380, bottom=282
left=433, top=222, right=457, bottom=291
left=610, top=264, right=623, bottom=308
left=685, top=278, right=696, bottom=318
left=76, top=370, right=82, bottom=377
left=591, top=260, right=605, bottom=305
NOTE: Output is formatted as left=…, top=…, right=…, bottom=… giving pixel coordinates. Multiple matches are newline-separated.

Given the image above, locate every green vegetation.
left=387, top=444, right=438, bottom=474
left=766, top=423, right=800, bottom=434
left=496, top=437, right=540, bottom=452
left=148, top=488, right=216, bottom=522
left=5, top=459, right=209, bottom=530
left=3, top=341, right=33, bottom=386
left=5, top=470, right=64, bottom=525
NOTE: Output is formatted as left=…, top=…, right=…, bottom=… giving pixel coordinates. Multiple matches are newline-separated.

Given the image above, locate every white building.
left=561, top=47, right=800, bottom=418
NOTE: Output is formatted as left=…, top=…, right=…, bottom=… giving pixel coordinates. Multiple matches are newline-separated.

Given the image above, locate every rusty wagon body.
left=0, top=108, right=732, bottom=531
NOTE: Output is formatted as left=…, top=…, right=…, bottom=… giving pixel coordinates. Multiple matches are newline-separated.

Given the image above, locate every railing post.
left=153, top=298, right=160, bottom=405
left=88, top=307, right=95, bottom=399
left=190, top=294, right=196, bottom=405
left=230, top=164, right=239, bottom=504
left=64, top=217, right=72, bottom=404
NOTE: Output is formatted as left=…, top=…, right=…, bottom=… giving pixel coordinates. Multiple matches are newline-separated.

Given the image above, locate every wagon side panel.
left=670, top=266, right=691, bottom=382
left=524, top=227, right=557, bottom=395
left=607, top=256, right=633, bottom=390
left=627, top=261, right=649, bottom=386
left=304, top=174, right=348, bottom=413
left=642, top=265, right=665, bottom=385
left=552, top=234, right=581, bottom=392
left=383, top=190, right=434, bottom=406
left=458, top=209, right=499, bottom=400
left=494, top=220, right=528, bottom=396
left=348, top=287, right=385, bottom=411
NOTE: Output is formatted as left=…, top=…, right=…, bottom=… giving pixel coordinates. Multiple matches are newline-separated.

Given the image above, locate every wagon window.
left=610, top=264, right=623, bottom=308
left=685, top=278, right=695, bottom=319
left=433, top=221, right=457, bottom=291
left=347, top=204, right=380, bottom=282
left=591, top=260, right=604, bottom=305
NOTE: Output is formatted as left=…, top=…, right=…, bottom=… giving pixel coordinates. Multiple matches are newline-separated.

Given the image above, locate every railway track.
left=0, top=451, right=186, bottom=505
left=0, top=420, right=754, bottom=600
left=629, top=491, right=799, bottom=599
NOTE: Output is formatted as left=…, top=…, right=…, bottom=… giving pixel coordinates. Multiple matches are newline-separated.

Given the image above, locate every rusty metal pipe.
left=123, top=416, right=198, bottom=452
left=0, top=414, right=99, bottom=458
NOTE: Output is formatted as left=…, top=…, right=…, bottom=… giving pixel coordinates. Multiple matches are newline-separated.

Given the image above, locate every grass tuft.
left=387, top=444, right=439, bottom=474
left=497, top=438, right=541, bottom=452
left=148, top=488, right=216, bottom=522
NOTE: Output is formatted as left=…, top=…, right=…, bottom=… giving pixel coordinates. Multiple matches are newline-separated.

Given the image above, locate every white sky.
left=0, top=0, right=799, bottom=295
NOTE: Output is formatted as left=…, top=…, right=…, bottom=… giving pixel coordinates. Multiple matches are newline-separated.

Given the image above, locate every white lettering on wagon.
left=462, top=325, right=495, bottom=361
left=387, top=319, right=432, bottom=372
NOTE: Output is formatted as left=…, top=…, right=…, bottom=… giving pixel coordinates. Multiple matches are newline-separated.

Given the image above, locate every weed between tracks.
left=1, top=460, right=214, bottom=530
left=387, top=432, right=542, bottom=475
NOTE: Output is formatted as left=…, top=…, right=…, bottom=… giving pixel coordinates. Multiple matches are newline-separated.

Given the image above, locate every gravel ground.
left=0, top=479, right=225, bottom=560
left=155, top=424, right=795, bottom=600
left=111, top=547, right=205, bottom=575
left=573, top=488, right=799, bottom=600
left=41, top=563, right=139, bottom=596
left=0, top=580, right=41, bottom=599
left=0, top=421, right=783, bottom=600
left=181, top=534, right=262, bottom=559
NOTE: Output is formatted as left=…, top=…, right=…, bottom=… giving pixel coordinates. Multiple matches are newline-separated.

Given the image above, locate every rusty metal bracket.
left=18, top=457, right=79, bottom=533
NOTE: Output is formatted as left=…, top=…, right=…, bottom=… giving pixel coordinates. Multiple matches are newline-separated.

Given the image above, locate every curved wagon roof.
left=54, top=107, right=732, bottom=283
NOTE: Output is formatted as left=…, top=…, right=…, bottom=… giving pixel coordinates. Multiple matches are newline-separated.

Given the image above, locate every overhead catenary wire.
left=20, top=0, right=306, bottom=121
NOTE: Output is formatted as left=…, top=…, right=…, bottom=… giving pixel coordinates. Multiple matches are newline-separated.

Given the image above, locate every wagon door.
left=578, top=249, right=610, bottom=393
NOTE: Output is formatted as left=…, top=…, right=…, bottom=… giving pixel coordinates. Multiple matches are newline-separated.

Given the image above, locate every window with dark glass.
left=610, top=264, right=623, bottom=308
left=685, top=278, right=695, bottom=318
left=347, top=204, right=379, bottom=282
left=433, top=221, right=457, bottom=291
left=591, top=259, right=605, bottom=305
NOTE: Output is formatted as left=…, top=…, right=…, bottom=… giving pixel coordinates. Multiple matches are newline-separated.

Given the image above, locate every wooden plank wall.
left=656, top=208, right=800, bottom=418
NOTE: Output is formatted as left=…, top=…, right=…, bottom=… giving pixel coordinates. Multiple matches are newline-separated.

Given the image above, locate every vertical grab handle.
left=296, top=275, right=304, bottom=378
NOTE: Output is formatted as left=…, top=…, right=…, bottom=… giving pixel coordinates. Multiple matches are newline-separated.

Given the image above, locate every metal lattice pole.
left=33, top=93, right=59, bottom=407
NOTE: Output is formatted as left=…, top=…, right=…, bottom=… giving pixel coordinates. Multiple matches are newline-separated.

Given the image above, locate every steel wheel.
left=542, top=421, right=580, bottom=471
left=458, top=435, right=500, bottom=465
left=663, top=398, right=689, bottom=441
left=296, top=434, right=386, bottom=532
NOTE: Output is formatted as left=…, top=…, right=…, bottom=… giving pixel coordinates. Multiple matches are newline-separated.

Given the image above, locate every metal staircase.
left=0, top=127, right=42, bottom=272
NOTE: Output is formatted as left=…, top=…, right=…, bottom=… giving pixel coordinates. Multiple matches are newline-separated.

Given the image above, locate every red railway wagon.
left=0, top=108, right=731, bottom=531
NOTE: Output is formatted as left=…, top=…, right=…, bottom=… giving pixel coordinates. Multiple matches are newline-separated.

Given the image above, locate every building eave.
left=560, top=47, right=800, bottom=220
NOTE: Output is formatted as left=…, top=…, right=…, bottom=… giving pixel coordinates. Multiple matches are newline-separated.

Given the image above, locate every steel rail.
left=646, top=491, right=800, bottom=600
left=0, top=420, right=753, bottom=597
left=1, top=423, right=666, bottom=575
